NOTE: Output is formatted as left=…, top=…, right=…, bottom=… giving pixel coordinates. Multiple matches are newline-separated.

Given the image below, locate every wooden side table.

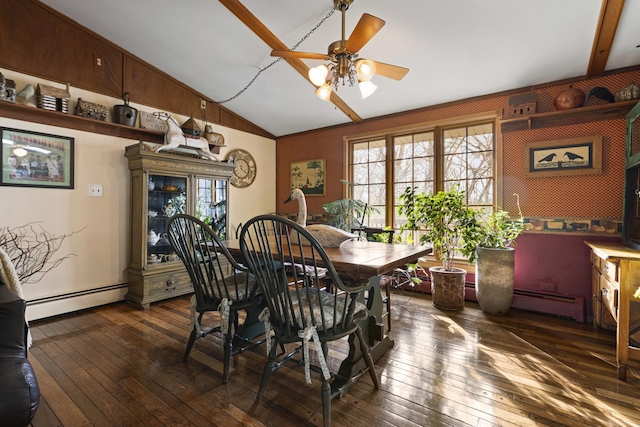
left=585, top=240, right=640, bottom=380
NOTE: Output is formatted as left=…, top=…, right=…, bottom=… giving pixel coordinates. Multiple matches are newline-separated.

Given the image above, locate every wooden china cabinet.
left=124, top=142, right=234, bottom=309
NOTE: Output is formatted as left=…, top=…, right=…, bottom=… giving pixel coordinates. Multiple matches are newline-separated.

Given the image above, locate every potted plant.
left=467, top=195, right=524, bottom=315
left=322, top=180, right=378, bottom=232
left=398, top=186, right=479, bottom=310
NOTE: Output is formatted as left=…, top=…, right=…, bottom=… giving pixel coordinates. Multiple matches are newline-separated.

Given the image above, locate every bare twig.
left=0, top=222, right=84, bottom=284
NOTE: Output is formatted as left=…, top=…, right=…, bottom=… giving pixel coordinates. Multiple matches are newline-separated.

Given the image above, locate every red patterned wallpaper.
left=277, top=69, right=640, bottom=221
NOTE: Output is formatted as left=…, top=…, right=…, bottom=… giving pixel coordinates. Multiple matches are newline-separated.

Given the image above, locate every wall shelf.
left=0, top=100, right=165, bottom=143
left=500, top=99, right=638, bottom=133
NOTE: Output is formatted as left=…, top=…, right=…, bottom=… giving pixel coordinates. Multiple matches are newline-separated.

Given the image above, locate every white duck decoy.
left=284, top=188, right=357, bottom=248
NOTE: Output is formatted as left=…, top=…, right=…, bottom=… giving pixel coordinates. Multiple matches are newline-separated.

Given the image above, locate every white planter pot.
left=475, top=247, right=515, bottom=315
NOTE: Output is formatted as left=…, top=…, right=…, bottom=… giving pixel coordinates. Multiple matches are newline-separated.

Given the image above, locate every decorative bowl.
left=162, top=184, right=179, bottom=191
left=148, top=210, right=158, bottom=217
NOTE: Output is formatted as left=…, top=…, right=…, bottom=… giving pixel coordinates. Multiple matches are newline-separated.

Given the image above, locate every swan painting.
left=285, top=188, right=357, bottom=248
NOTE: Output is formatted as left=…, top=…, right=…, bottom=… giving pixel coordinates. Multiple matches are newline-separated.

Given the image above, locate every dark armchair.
left=239, top=214, right=379, bottom=427
left=0, top=282, right=40, bottom=426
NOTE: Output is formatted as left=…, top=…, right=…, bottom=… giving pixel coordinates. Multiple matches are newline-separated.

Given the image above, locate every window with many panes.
left=196, top=178, right=228, bottom=238
left=349, top=118, right=496, bottom=250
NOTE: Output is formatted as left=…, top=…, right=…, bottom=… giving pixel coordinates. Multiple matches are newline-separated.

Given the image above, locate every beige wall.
left=1, top=69, right=276, bottom=320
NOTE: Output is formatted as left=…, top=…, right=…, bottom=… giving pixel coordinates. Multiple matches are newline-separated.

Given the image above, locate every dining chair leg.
left=222, top=311, right=236, bottom=383
left=183, top=329, right=197, bottom=362
left=256, top=341, right=278, bottom=401
left=355, top=326, right=380, bottom=389
left=183, top=312, right=204, bottom=362
left=321, top=379, right=331, bottom=427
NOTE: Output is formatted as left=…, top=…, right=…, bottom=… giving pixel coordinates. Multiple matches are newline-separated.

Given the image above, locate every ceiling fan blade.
left=271, top=50, right=327, bottom=60
left=344, top=13, right=385, bottom=53
left=374, top=61, right=409, bottom=80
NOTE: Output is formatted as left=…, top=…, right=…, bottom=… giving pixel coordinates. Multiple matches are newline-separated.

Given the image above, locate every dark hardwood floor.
left=27, top=291, right=640, bottom=426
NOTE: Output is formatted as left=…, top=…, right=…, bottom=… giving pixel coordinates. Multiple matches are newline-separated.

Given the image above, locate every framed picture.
left=525, top=135, right=602, bottom=178
left=290, top=158, right=325, bottom=196
left=1, top=127, right=74, bottom=189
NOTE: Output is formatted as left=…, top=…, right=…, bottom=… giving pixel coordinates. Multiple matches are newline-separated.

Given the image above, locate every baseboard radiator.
left=411, top=281, right=586, bottom=322
left=464, top=285, right=586, bottom=322
left=25, top=283, right=128, bottom=321
left=510, top=289, right=586, bottom=322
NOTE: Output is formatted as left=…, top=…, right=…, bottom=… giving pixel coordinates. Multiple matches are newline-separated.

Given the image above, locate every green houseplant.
left=322, top=180, right=378, bottom=232
left=469, top=195, right=524, bottom=315
left=398, top=186, right=479, bottom=310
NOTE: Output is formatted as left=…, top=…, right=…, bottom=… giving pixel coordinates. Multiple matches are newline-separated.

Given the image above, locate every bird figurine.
left=585, top=86, right=614, bottom=104
left=285, top=188, right=357, bottom=248
left=16, top=84, right=36, bottom=107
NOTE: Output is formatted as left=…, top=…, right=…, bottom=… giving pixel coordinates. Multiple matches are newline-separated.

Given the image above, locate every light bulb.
left=315, top=83, right=332, bottom=101
left=355, top=59, right=376, bottom=82
left=359, top=80, right=378, bottom=99
left=13, top=147, right=28, bottom=157
left=309, top=65, right=329, bottom=87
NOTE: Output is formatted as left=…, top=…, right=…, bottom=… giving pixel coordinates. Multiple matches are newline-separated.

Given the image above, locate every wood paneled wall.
left=0, top=0, right=273, bottom=139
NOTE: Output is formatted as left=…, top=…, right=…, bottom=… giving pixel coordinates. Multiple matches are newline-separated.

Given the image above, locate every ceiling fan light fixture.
left=309, top=64, right=329, bottom=87
left=315, top=83, right=333, bottom=101
left=355, top=59, right=376, bottom=82
left=359, top=80, right=378, bottom=99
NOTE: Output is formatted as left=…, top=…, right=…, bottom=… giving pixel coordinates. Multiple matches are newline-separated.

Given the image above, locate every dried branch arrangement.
left=0, top=222, right=83, bottom=284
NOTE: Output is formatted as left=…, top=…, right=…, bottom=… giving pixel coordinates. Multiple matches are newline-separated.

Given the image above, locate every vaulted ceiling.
left=40, top=0, right=640, bottom=137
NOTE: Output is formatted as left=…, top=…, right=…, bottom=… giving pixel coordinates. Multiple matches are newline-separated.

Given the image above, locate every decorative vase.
left=554, top=85, right=585, bottom=110
left=148, top=177, right=155, bottom=191
left=429, top=266, right=466, bottom=311
left=475, top=247, right=515, bottom=315
left=163, top=205, right=176, bottom=217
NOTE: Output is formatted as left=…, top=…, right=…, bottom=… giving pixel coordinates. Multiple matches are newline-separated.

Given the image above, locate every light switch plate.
left=89, top=184, right=103, bottom=197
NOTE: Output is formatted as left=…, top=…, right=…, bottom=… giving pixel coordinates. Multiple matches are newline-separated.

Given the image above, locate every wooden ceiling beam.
left=587, top=0, right=625, bottom=78
left=218, top=0, right=362, bottom=123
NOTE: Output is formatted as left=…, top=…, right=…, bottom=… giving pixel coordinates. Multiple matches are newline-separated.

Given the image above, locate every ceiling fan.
left=270, top=0, right=409, bottom=100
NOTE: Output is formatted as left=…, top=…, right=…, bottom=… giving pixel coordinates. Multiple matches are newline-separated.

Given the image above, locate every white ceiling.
left=40, top=0, right=640, bottom=137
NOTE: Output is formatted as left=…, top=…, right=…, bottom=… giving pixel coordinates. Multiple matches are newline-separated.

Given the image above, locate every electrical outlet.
left=89, top=184, right=103, bottom=197
left=200, top=99, right=206, bottom=110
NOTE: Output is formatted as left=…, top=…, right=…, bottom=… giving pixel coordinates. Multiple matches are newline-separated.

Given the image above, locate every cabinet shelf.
left=500, top=100, right=638, bottom=133
left=0, top=99, right=164, bottom=143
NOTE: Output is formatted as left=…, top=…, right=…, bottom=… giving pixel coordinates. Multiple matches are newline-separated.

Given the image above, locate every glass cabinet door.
left=196, top=177, right=228, bottom=239
left=147, top=173, right=188, bottom=264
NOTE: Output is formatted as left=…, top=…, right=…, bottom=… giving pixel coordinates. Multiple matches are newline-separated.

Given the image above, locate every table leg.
left=332, top=275, right=394, bottom=396
left=235, top=303, right=266, bottom=341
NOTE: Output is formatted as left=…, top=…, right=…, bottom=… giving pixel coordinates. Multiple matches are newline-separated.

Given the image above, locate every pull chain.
left=218, top=7, right=335, bottom=104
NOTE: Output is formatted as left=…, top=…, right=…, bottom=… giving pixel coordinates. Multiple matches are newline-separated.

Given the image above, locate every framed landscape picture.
left=524, top=135, right=602, bottom=178
left=0, top=127, right=74, bottom=189
left=290, top=158, right=325, bottom=196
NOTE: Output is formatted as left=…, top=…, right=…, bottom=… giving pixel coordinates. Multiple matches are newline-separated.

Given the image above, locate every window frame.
left=345, top=111, right=502, bottom=266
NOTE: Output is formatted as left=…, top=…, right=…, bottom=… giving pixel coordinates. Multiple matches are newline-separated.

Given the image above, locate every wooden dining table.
left=224, top=237, right=432, bottom=395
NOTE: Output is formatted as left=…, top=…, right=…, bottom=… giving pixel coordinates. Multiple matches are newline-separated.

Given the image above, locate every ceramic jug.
left=163, top=205, right=176, bottom=217
left=148, top=177, right=155, bottom=191
left=147, top=229, right=160, bottom=245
